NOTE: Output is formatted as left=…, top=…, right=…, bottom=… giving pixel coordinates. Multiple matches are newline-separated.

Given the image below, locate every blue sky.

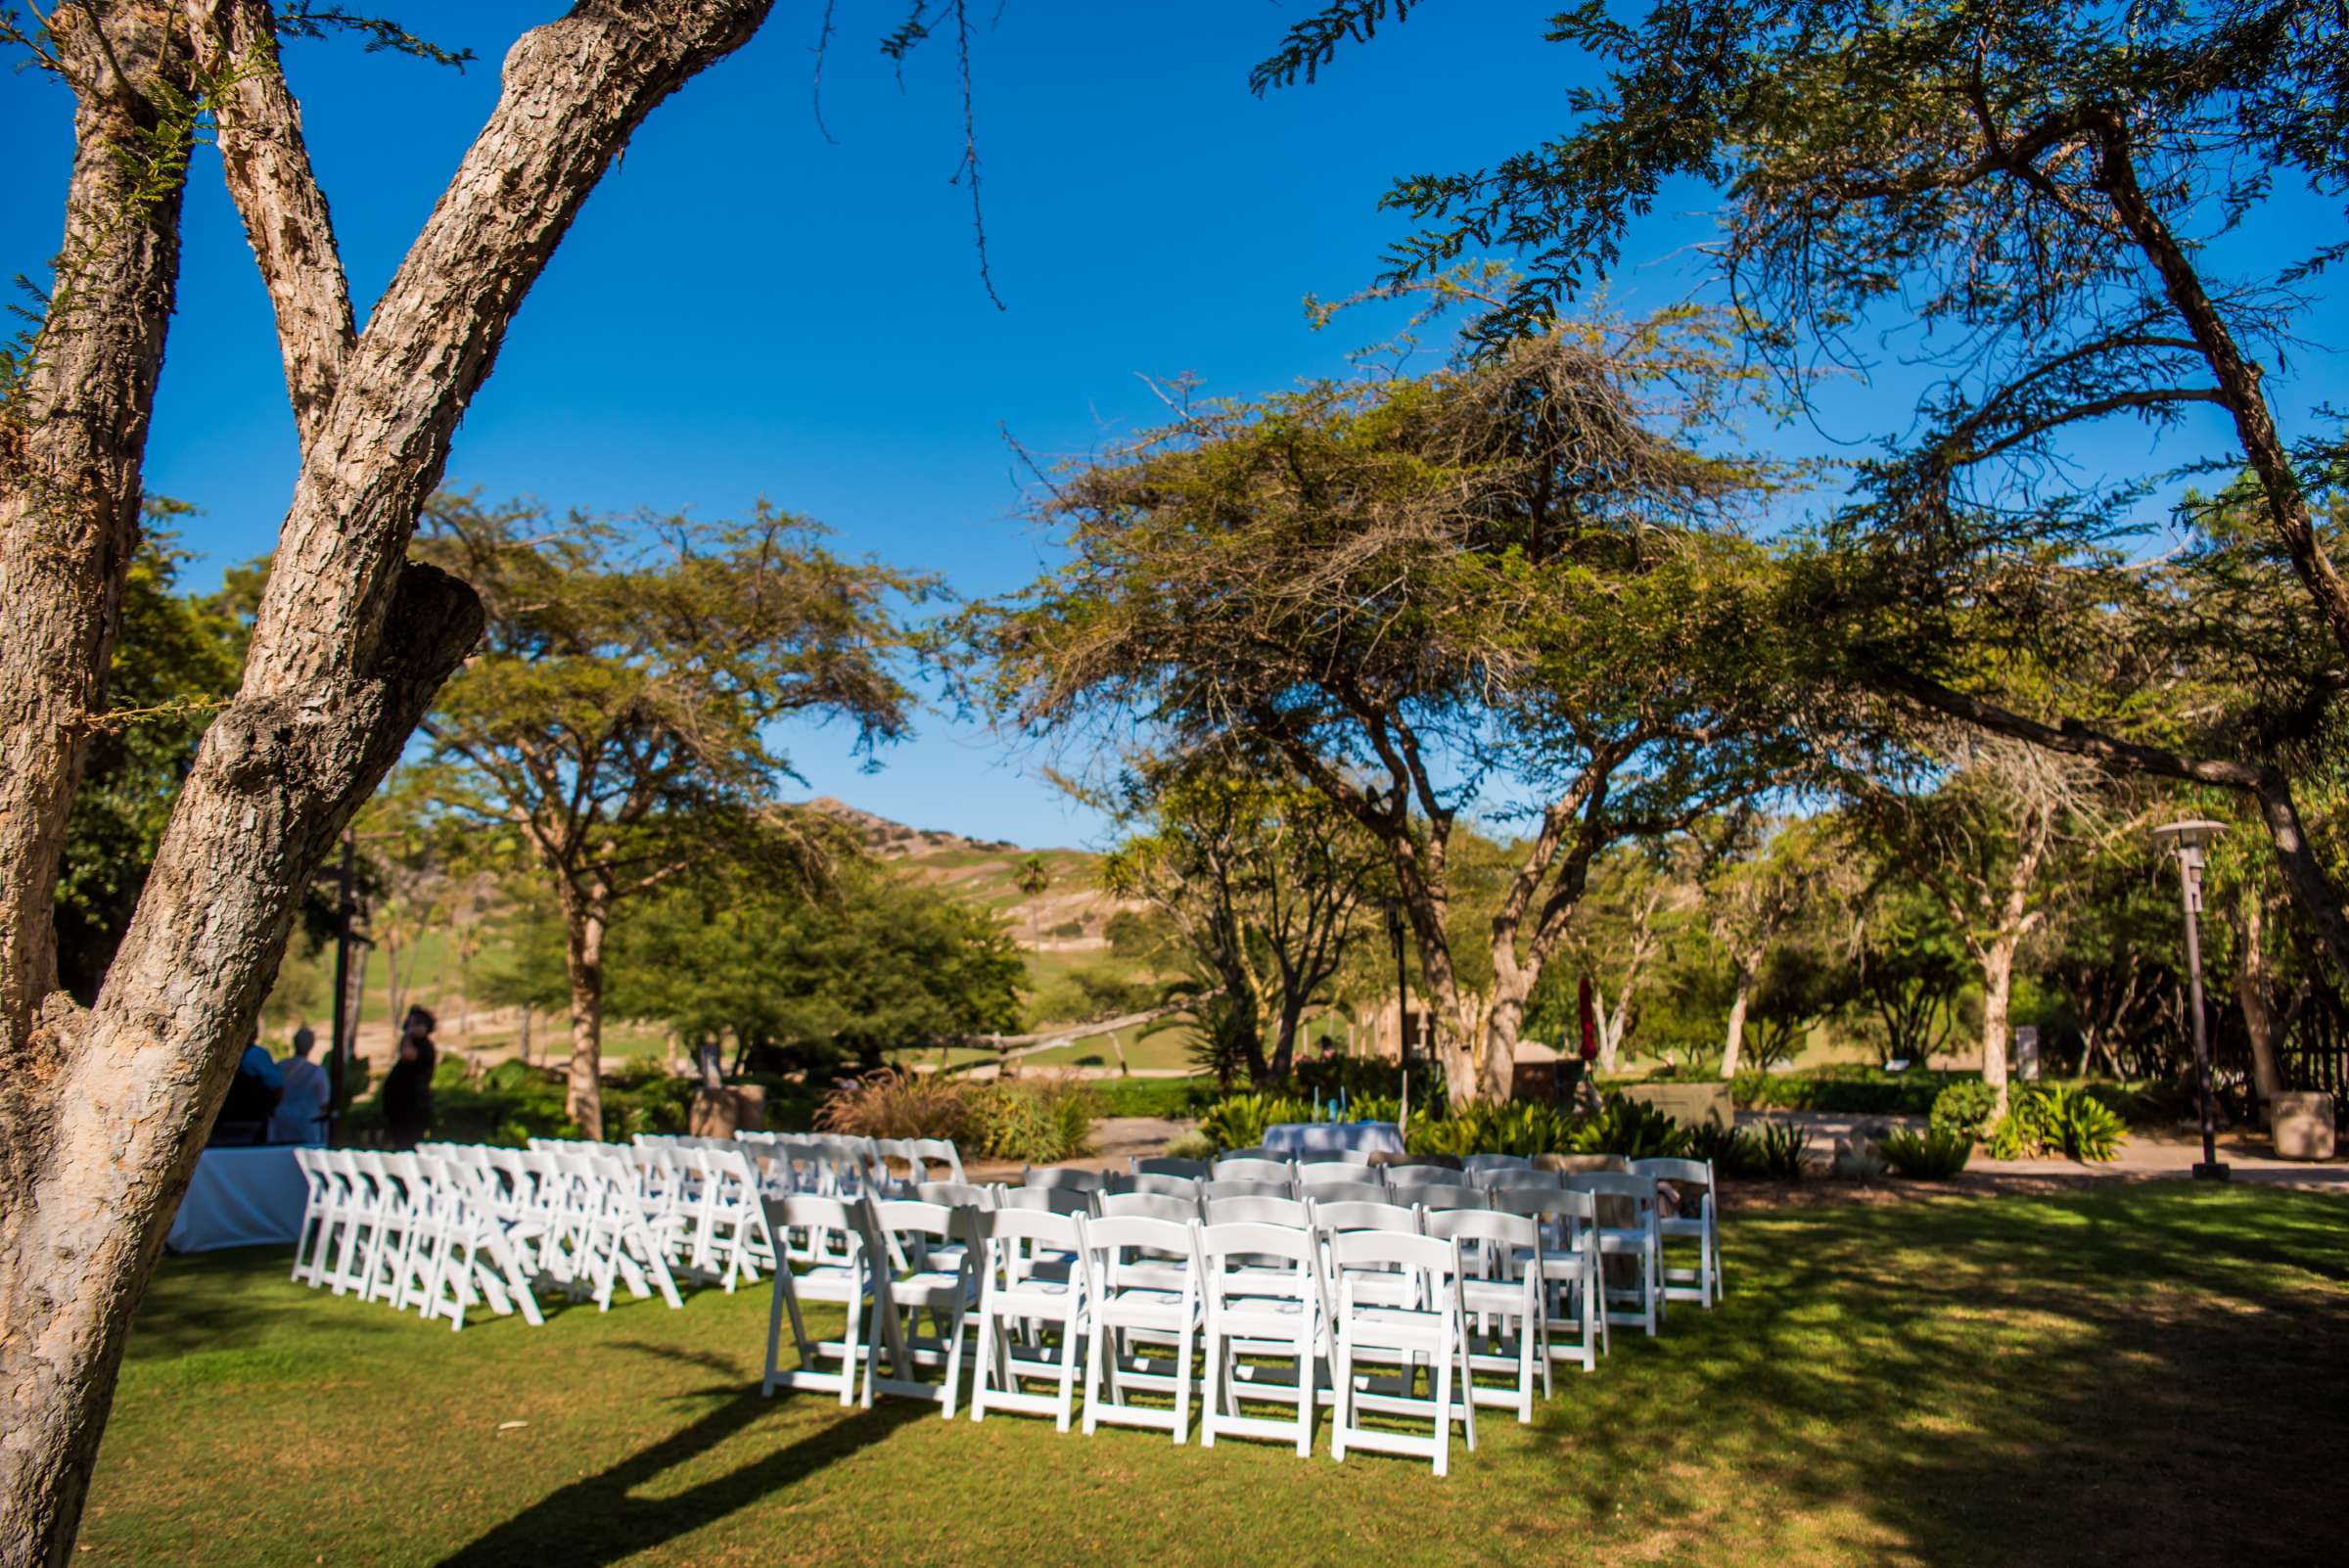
left=4, top=2, right=2340, bottom=849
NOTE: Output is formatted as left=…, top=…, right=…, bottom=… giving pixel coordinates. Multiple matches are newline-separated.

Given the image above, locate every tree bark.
left=1719, top=961, right=1756, bottom=1080
left=560, top=894, right=609, bottom=1137
left=1979, top=939, right=2017, bottom=1113
left=0, top=8, right=781, bottom=1563
left=2234, top=888, right=2285, bottom=1105
left=0, top=6, right=192, bottom=1090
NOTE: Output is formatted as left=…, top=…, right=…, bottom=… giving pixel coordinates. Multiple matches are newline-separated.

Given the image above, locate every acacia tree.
left=1255, top=0, right=2349, bottom=987
left=1543, top=847, right=1683, bottom=1073
left=410, top=493, right=921, bottom=1132
left=1094, top=750, right=1386, bottom=1082
left=969, top=319, right=1804, bottom=1106
left=0, top=5, right=990, bottom=1555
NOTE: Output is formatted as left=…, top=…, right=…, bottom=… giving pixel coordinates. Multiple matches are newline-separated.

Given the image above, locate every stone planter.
left=2272, top=1091, right=2337, bottom=1162
left=1619, top=1081, right=1733, bottom=1130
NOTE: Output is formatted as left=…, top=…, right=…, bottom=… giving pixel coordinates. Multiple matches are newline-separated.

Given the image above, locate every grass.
left=80, top=1183, right=2349, bottom=1566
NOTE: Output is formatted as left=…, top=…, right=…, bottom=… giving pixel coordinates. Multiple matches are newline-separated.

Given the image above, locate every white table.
left=165, top=1145, right=311, bottom=1254
left=1262, top=1121, right=1406, bottom=1158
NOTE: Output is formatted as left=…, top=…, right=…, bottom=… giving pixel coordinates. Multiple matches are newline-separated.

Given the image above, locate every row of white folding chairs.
left=292, top=1143, right=695, bottom=1326
left=732, top=1131, right=966, bottom=1197
left=758, top=1193, right=1630, bottom=1473
left=1116, top=1154, right=1721, bottom=1310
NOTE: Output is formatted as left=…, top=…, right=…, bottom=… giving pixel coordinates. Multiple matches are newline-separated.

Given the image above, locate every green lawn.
left=82, top=1184, right=2348, bottom=1566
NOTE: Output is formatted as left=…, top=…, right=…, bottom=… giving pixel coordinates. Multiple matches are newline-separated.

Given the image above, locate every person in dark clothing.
left=381, top=1005, right=438, bottom=1149
left=215, top=1038, right=284, bottom=1144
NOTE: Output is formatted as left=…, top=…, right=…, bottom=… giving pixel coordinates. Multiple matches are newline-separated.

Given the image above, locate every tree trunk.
left=518, top=1001, right=532, bottom=1068
left=562, top=899, right=609, bottom=1137
left=1979, top=939, right=2017, bottom=1115
left=1593, top=979, right=1629, bottom=1073
left=1719, top=962, right=1756, bottom=1080
left=0, top=9, right=784, bottom=1561
left=2234, top=890, right=2285, bottom=1105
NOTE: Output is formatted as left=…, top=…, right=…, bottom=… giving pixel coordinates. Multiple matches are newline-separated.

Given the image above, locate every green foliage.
left=1196, top=1092, right=1311, bottom=1153
left=964, top=1079, right=1096, bottom=1165
left=1294, top=1053, right=1443, bottom=1105
left=1027, top=963, right=1156, bottom=1029
left=1746, top=1122, right=1814, bottom=1181
left=615, top=861, right=1024, bottom=1074
left=1161, top=1130, right=1217, bottom=1162
left=1880, top=1128, right=1974, bottom=1180
left=1989, top=1084, right=2128, bottom=1164
left=1082, top=1076, right=1215, bottom=1120
left=1929, top=1081, right=2002, bottom=1142
left=1562, top=1094, right=1688, bottom=1160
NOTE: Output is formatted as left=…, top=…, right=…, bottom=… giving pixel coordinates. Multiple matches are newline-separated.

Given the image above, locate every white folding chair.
left=1491, top=1186, right=1607, bottom=1372
left=1132, top=1156, right=1211, bottom=1179
left=1211, top=1157, right=1293, bottom=1185
left=1295, top=1161, right=1377, bottom=1190
left=1406, top=1184, right=1488, bottom=1214
left=1097, top=1190, right=1199, bottom=1223
left=760, top=1193, right=881, bottom=1407
left=290, top=1148, right=334, bottom=1287
left=1564, top=1172, right=1663, bottom=1337
left=1023, top=1167, right=1109, bottom=1194
left=1300, top=1178, right=1388, bottom=1207
left=1197, top=1221, right=1326, bottom=1457
left=1077, top=1214, right=1203, bottom=1442
left=1424, top=1209, right=1547, bottom=1421
left=1633, top=1156, right=1721, bottom=1306
left=969, top=1207, right=1090, bottom=1430
left=1326, top=1229, right=1476, bottom=1476
left=868, top=1199, right=981, bottom=1416
left=1200, top=1177, right=1290, bottom=1202
left=1129, top=1173, right=1203, bottom=1201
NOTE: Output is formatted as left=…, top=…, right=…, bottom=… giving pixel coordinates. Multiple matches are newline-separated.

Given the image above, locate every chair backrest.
left=870, top=1198, right=977, bottom=1269
left=1131, top=1156, right=1211, bottom=1179
left=1023, top=1167, right=1109, bottom=1193
left=1211, top=1156, right=1292, bottom=1183
left=1129, top=1173, right=1202, bottom=1200
left=1423, top=1206, right=1538, bottom=1256
left=1562, top=1172, right=1659, bottom=1202
left=763, top=1192, right=876, bottom=1262
left=1489, top=1185, right=1597, bottom=1225
left=1460, top=1153, right=1532, bottom=1175
left=914, top=1179, right=995, bottom=1211
left=1217, top=1146, right=1278, bottom=1162
left=1381, top=1164, right=1458, bottom=1189
left=980, top=1203, right=1083, bottom=1252
left=1203, top=1193, right=1311, bottom=1228
left=1077, top=1214, right=1198, bottom=1295
left=1294, top=1160, right=1377, bottom=1188
left=1483, top=1167, right=1566, bottom=1191
left=1409, top=1184, right=1488, bottom=1213
left=1097, top=1190, right=1199, bottom=1223
left=1199, top=1177, right=1291, bottom=1202
left=1301, top=1178, right=1389, bottom=1206
left=1196, top=1221, right=1322, bottom=1305
left=1310, top=1199, right=1421, bottom=1235
left=995, top=1184, right=1091, bottom=1216
left=1324, top=1227, right=1460, bottom=1303
left=907, top=1137, right=967, bottom=1184
left=1292, top=1147, right=1374, bottom=1166
left=1631, top=1156, right=1714, bottom=1191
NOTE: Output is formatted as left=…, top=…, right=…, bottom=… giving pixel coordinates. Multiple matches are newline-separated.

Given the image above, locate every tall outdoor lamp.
left=2154, top=818, right=2230, bottom=1181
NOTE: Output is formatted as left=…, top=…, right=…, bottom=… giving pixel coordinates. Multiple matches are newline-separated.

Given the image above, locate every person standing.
left=269, top=1026, right=331, bottom=1144
left=381, top=1006, right=438, bottom=1149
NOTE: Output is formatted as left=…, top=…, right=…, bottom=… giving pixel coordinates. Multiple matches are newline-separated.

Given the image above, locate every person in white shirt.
left=269, top=1027, right=330, bottom=1144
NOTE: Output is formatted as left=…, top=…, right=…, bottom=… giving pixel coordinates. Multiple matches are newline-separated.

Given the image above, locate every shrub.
left=1732, top=1065, right=1958, bottom=1118
left=1929, top=1081, right=2000, bottom=1141
left=483, top=1058, right=551, bottom=1092
left=1405, top=1102, right=1574, bottom=1158
left=1989, top=1084, right=2127, bottom=1163
left=1565, top=1094, right=1689, bottom=1160
left=1161, top=1130, right=1216, bottom=1161
left=1198, top=1092, right=1312, bottom=1152
left=1295, top=1054, right=1447, bottom=1106
left=1747, top=1122, right=1812, bottom=1180
left=816, top=1069, right=972, bottom=1141
left=966, top=1078, right=1096, bottom=1165
left=1880, top=1128, right=1974, bottom=1179
left=1681, top=1120, right=1751, bottom=1174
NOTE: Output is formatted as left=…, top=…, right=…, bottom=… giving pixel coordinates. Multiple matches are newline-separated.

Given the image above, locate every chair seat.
left=1658, top=1216, right=1707, bottom=1239
left=1460, top=1279, right=1531, bottom=1315
left=1096, top=1286, right=1194, bottom=1331
left=1341, top=1305, right=1448, bottom=1353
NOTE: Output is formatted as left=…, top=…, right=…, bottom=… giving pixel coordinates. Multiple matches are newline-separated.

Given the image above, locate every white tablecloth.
left=165, top=1145, right=311, bottom=1254
left=1262, top=1121, right=1406, bottom=1158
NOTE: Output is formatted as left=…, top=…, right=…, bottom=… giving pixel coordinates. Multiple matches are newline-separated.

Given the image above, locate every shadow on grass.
left=1564, top=1185, right=2349, bottom=1566
left=433, top=1393, right=923, bottom=1568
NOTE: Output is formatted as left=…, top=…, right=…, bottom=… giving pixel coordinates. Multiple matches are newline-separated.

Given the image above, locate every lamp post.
left=2154, top=819, right=2230, bottom=1181
left=1384, top=898, right=1410, bottom=1065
